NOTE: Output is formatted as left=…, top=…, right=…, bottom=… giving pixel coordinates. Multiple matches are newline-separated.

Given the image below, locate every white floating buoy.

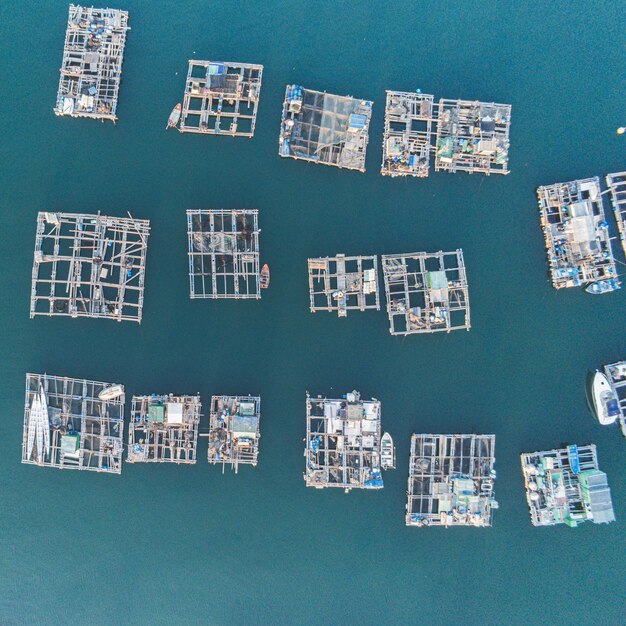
left=617, top=127, right=625, bottom=135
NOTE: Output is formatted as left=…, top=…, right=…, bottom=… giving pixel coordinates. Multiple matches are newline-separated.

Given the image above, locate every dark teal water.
left=0, top=1, right=625, bottom=623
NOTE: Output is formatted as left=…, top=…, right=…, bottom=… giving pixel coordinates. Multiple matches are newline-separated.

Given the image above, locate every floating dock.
left=22, top=373, right=124, bottom=473
left=520, top=444, right=615, bottom=527
left=304, top=390, right=394, bottom=492
left=381, top=249, right=470, bottom=335
left=187, top=209, right=261, bottom=299
left=279, top=85, right=373, bottom=172
left=434, top=99, right=511, bottom=175
left=406, top=434, right=497, bottom=528
left=208, top=395, right=261, bottom=472
left=178, top=60, right=263, bottom=137
left=54, top=5, right=130, bottom=122
left=537, top=177, right=620, bottom=290
left=307, top=254, right=380, bottom=316
left=127, top=394, right=201, bottom=463
left=604, top=361, right=626, bottom=437
left=381, top=91, right=434, bottom=177
left=606, top=171, right=626, bottom=256
left=30, top=212, right=150, bottom=322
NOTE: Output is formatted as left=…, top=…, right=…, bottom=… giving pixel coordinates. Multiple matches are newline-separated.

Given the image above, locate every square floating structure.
left=279, top=85, right=373, bottom=172
left=537, top=177, right=620, bottom=290
left=521, top=444, right=615, bottom=527
left=187, top=209, right=261, bottom=299
left=381, top=249, right=470, bottom=335
left=179, top=60, right=263, bottom=137
left=434, top=99, right=511, bottom=175
left=606, top=171, right=626, bottom=256
left=30, top=212, right=150, bottom=322
left=304, top=390, right=394, bottom=492
left=22, top=373, right=124, bottom=473
left=127, top=394, right=201, bottom=464
left=208, top=395, right=261, bottom=472
left=381, top=91, right=434, bottom=178
left=603, top=361, right=626, bottom=438
left=307, top=254, right=380, bottom=317
left=406, top=434, right=498, bottom=528
left=54, top=5, right=130, bottom=122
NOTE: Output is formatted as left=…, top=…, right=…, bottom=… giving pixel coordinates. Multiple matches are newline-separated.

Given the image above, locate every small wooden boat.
left=98, top=384, right=125, bottom=401
left=585, top=278, right=620, bottom=294
left=166, top=103, right=181, bottom=129
left=260, top=264, right=270, bottom=289
left=380, top=432, right=395, bottom=469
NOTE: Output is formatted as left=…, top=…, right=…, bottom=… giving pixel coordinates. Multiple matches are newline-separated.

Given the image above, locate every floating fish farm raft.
left=304, top=390, right=394, bottom=492
left=187, top=209, right=260, bottom=299
left=537, top=177, right=620, bottom=290
left=520, top=444, right=615, bottom=527
left=207, top=396, right=261, bottom=472
left=30, top=212, right=150, bottom=322
left=279, top=85, right=373, bottom=172
left=381, top=91, right=434, bottom=178
left=604, top=361, right=626, bottom=437
left=381, top=249, right=470, bottom=335
left=434, top=99, right=511, bottom=175
left=178, top=60, right=263, bottom=137
left=307, top=254, right=380, bottom=317
left=22, top=373, right=125, bottom=473
left=406, top=434, right=498, bottom=528
left=54, top=5, right=130, bottom=122
left=127, top=394, right=201, bottom=464
left=606, top=171, right=626, bottom=256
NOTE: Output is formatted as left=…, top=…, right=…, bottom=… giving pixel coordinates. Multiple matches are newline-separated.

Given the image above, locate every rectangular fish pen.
left=604, top=361, right=626, bottom=438
left=207, top=395, right=261, bottom=472
left=30, top=212, right=150, bottom=322
left=127, top=394, right=201, bottom=464
left=187, top=209, right=261, bottom=299
left=381, top=91, right=435, bottom=178
left=606, top=171, right=626, bottom=256
left=537, top=177, right=620, bottom=290
left=381, top=249, right=470, bottom=335
left=520, top=444, right=615, bottom=527
left=54, top=5, right=130, bottom=122
left=304, top=390, right=394, bottom=492
left=179, top=60, right=263, bottom=137
left=307, top=254, right=380, bottom=317
left=22, top=373, right=124, bottom=473
left=406, top=434, right=497, bottom=528
left=434, top=99, right=511, bottom=175
left=279, top=85, right=373, bottom=172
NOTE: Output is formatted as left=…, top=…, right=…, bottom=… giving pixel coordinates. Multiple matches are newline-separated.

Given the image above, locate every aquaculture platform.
left=30, top=212, right=150, bottom=322
left=307, top=254, right=380, bottom=317
left=208, top=395, right=261, bottom=472
left=406, top=434, right=497, bottom=528
left=127, top=394, right=201, bottom=464
left=178, top=60, right=263, bottom=137
left=606, top=171, right=626, bottom=256
left=54, top=5, right=130, bottom=122
left=604, top=361, right=626, bottom=437
left=279, top=85, right=373, bottom=172
left=187, top=209, right=261, bottom=299
left=537, top=177, right=620, bottom=290
left=521, top=444, right=615, bottom=527
left=434, top=99, right=511, bottom=175
left=381, top=249, right=470, bottom=335
left=22, top=373, right=124, bottom=473
left=381, top=91, right=434, bottom=177
left=304, top=390, right=394, bottom=492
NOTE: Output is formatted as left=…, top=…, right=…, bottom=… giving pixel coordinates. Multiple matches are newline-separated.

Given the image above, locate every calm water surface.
left=0, top=1, right=624, bottom=624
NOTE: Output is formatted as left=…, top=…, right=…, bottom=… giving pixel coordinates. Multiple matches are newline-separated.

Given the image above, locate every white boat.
left=380, top=432, right=395, bottom=469
left=98, top=384, right=124, bottom=401
left=591, top=371, right=619, bottom=426
left=26, top=384, right=50, bottom=462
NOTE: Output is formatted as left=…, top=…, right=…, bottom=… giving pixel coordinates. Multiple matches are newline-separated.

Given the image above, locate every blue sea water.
left=0, top=1, right=624, bottom=623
